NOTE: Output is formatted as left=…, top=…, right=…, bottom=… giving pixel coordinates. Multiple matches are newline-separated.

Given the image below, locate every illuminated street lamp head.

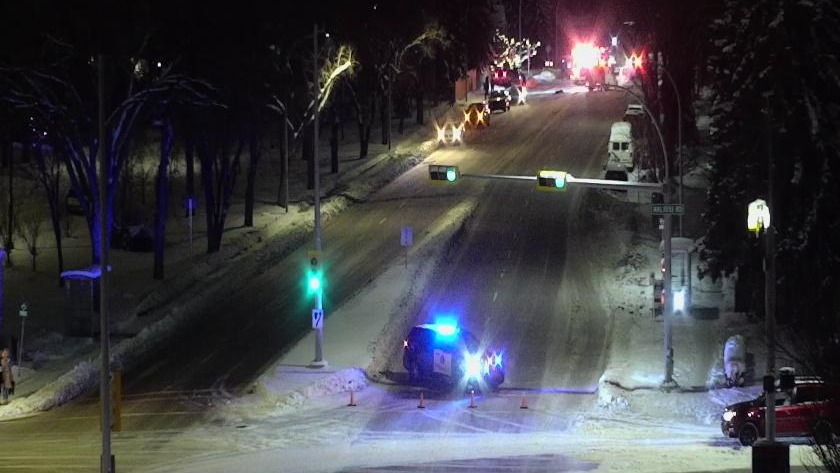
left=747, top=198, right=770, bottom=234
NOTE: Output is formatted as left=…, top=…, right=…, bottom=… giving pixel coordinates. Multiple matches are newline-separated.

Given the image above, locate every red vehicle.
left=721, top=377, right=840, bottom=446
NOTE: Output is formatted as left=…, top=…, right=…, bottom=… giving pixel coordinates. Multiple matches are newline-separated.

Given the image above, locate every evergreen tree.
left=701, top=0, right=840, bottom=377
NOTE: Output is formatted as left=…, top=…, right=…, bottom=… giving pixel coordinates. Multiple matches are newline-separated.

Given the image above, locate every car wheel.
left=738, top=423, right=759, bottom=447
left=814, top=420, right=835, bottom=445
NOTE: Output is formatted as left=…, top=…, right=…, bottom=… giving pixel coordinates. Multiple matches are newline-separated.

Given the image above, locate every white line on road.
left=378, top=217, right=387, bottom=225
left=493, top=291, right=498, bottom=302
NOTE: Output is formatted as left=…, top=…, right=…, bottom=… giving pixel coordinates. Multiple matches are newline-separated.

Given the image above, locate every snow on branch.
left=492, top=31, right=540, bottom=69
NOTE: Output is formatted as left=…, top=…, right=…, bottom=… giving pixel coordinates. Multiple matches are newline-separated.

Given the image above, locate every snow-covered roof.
left=60, top=266, right=106, bottom=280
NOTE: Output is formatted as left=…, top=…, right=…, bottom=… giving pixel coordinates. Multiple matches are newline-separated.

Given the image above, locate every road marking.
left=507, top=250, right=511, bottom=258
left=399, top=201, right=407, bottom=209
left=493, top=291, right=498, bottom=302
left=500, top=271, right=505, bottom=279
left=378, top=217, right=387, bottom=225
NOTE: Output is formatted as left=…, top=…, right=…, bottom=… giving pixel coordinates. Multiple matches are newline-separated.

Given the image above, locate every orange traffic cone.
left=417, top=391, right=426, bottom=409
left=468, top=390, right=477, bottom=409
left=347, top=389, right=357, bottom=407
left=520, top=395, right=529, bottom=409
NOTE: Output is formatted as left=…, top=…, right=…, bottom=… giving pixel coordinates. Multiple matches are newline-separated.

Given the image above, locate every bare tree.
left=15, top=187, right=45, bottom=272
left=30, top=140, right=65, bottom=280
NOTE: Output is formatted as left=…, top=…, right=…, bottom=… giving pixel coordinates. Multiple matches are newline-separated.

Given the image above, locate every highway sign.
left=652, top=203, right=685, bottom=215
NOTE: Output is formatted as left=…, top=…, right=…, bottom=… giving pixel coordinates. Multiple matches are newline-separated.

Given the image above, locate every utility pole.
left=97, top=54, right=113, bottom=473
left=312, top=23, right=327, bottom=368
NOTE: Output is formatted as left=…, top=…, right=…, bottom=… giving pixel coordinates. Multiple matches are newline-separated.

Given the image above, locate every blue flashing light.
left=429, top=316, right=460, bottom=339
left=433, top=323, right=457, bottom=336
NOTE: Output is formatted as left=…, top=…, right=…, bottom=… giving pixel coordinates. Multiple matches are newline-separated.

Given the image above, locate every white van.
left=605, top=121, right=635, bottom=172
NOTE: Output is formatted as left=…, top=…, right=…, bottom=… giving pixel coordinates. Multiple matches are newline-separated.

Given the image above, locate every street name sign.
left=652, top=203, right=685, bottom=215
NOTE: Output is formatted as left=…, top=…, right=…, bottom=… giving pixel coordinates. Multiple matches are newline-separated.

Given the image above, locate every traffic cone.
left=520, top=395, right=529, bottom=409
left=347, top=389, right=357, bottom=407
left=417, top=391, right=426, bottom=409
left=468, top=390, right=477, bottom=409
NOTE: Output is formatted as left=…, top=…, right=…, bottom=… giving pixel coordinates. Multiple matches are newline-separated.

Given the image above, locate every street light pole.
left=607, top=83, right=675, bottom=388
left=97, top=53, right=113, bottom=473
left=658, top=65, right=683, bottom=236
left=763, top=94, right=777, bottom=442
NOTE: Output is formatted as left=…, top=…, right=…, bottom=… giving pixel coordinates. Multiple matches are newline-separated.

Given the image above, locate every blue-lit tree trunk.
left=153, top=118, right=174, bottom=280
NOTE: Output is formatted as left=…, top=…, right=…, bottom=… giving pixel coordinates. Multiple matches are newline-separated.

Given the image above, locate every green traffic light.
left=308, top=274, right=322, bottom=291
left=446, top=167, right=457, bottom=182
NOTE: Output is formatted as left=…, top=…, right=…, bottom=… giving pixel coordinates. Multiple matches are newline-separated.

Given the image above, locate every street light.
left=606, top=83, right=676, bottom=389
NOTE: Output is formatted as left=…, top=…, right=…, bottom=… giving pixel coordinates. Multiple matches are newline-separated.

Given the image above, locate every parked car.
left=721, top=377, right=840, bottom=446
left=402, top=321, right=504, bottom=392
left=604, top=121, right=636, bottom=172
left=487, top=90, right=511, bottom=112
left=624, top=103, right=644, bottom=116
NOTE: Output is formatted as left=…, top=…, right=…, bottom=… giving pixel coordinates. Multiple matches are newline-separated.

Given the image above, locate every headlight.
left=723, top=410, right=737, bottom=422
left=464, top=353, right=482, bottom=379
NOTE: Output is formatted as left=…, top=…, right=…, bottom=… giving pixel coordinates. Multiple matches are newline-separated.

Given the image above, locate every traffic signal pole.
left=312, top=24, right=327, bottom=368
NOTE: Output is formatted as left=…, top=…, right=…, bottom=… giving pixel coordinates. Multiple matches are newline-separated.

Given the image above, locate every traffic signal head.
left=306, top=251, right=323, bottom=294
left=537, top=170, right=568, bottom=191
left=429, top=165, right=460, bottom=183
